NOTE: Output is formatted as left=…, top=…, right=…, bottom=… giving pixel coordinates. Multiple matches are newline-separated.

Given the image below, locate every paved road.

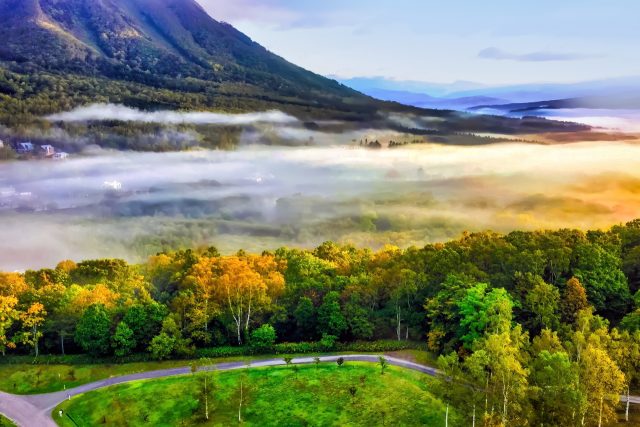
left=0, top=354, right=636, bottom=426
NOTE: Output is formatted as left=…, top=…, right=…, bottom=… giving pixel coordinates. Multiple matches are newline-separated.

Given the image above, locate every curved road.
left=0, top=354, right=637, bottom=427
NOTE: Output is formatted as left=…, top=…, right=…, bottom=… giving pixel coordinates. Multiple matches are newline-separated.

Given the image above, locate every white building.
left=40, top=145, right=55, bottom=157
left=52, top=152, right=69, bottom=160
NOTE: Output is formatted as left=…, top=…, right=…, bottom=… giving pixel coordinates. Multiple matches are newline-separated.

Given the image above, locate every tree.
left=457, top=283, right=513, bottom=349
left=0, top=296, right=19, bottom=355
left=561, top=277, right=589, bottom=324
left=524, top=277, right=560, bottom=331
left=17, top=302, right=46, bottom=357
left=250, top=324, right=276, bottom=349
left=474, top=329, right=529, bottom=426
left=529, top=351, right=581, bottom=426
left=112, top=321, right=136, bottom=357
left=317, top=291, right=346, bottom=338
left=579, top=345, right=625, bottom=427
left=294, top=297, right=316, bottom=340
left=148, top=332, right=175, bottom=360
left=148, top=316, right=192, bottom=360
left=192, top=255, right=283, bottom=345
left=572, top=243, right=631, bottom=320
left=122, top=303, right=167, bottom=351
left=378, top=356, right=388, bottom=375
left=75, top=304, right=111, bottom=357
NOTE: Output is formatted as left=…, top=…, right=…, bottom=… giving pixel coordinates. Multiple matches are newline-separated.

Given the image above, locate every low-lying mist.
left=2, top=141, right=640, bottom=271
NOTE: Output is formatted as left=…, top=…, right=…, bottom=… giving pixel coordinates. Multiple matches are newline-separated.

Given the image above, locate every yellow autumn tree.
left=0, top=295, right=19, bottom=355
left=18, top=302, right=47, bottom=357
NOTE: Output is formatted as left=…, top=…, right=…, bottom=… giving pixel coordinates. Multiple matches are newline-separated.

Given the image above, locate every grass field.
left=0, top=359, right=198, bottom=395
left=53, top=363, right=455, bottom=427
left=0, top=350, right=435, bottom=395
left=0, top=414, right=16, bottom=427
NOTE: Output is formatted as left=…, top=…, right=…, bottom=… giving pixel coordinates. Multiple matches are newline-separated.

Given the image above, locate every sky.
left=196, top=0, right=640, bottom=85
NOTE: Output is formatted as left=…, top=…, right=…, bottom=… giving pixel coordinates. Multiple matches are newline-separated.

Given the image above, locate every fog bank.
left=2, top=141, right=640, bottom=270
left=47, top=104, right=299, bottom=126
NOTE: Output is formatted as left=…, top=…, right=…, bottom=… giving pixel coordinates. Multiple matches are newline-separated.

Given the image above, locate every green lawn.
left=0, top=359, right=196, bottom=394
left=0, top=414, right=16, bottom=427
left=53, top=363, right=456, bottom=427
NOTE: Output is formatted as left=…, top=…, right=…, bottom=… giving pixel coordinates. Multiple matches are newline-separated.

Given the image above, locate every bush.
left=250, top=325, right=276, bottom=349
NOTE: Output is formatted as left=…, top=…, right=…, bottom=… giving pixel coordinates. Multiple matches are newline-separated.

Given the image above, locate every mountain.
left=0, top=0, right=386, bottom=121
left=471, top=93, right=640, bottom=115
left=0, top=0, right=592, bottom=141
left=353, top=88, right=507, bottom=111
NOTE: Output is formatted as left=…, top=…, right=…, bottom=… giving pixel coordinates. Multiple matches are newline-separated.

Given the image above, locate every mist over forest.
left=3, top=137, right=640, bottom=270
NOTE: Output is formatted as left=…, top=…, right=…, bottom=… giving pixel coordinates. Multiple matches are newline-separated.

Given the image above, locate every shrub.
left=250, top=324, right=276, bottom=349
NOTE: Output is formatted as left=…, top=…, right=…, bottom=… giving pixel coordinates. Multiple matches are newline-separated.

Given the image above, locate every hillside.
left=0, top=0, right=387, bottom=121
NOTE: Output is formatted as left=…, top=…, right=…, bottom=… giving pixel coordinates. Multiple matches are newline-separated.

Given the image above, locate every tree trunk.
left=626, top=385, right=630, bottom=422
left=60, top=331, right=65, bottom=355
left=396, top=303, right=401, bottom=341
left=502, top=377, right=508, bottom=426
left=33, top=326, right=39, bottom=358
left=205, top=376, right=209, bottom=420
left=238, top=378, right=243, bottom=423
left=472, top=404, right=475, bottom=427
left=598, top=395, right=603, bottom=427
left=445, top=403, right=449, bottom=427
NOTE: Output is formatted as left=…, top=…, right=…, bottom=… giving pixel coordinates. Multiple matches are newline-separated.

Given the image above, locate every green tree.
left=457, top=283, right=513, bottom=349
left=148, top=332, right=175, bottom=360
left=579, top=345, right=625, bottom=427
left=529, top=351, right=582, bottom=426
left=524, top=277, right=560, bottom=331
left=250, top=324, right=276, bottom=349
left=122, top=303, right=167, bottom=350
left=317, top=291, right=346, bottom=338
left=74, top=304, right=112, bottom=357
left=572, top=243, right=631, bottom=320
left=294, top=296, right=316, bottom=340
left=112, top=321, right=136, bottom=357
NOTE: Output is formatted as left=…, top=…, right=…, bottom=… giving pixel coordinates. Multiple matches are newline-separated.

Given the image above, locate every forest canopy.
left=1, top=221, right=640, bottom=425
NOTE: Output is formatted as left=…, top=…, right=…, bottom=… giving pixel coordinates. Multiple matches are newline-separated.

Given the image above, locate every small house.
left=40, top=145, right=55, bottom=157
left=52, top=152, right=69, bottom=160
left=16, top=142, right=34, bottom=154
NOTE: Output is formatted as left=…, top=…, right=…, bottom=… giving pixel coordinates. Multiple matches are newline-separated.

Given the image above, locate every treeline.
left=2, top=221, right=640, bottom=425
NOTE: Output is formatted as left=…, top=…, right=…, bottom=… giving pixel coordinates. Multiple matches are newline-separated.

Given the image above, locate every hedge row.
left=195, top=340, right=426, bottom=359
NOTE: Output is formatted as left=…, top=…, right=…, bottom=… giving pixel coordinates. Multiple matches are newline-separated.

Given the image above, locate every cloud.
left=478, top=47, right=601, bottom=62
left=196, top=0, right=348, bottom=29
left=46, top=104, right=300, bottom=126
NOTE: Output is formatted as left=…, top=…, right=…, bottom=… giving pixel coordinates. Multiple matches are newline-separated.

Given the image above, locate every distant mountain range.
left=339, top=76, right=640, bottom=113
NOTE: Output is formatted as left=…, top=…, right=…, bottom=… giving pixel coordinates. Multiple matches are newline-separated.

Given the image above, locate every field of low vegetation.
left=53, top=363, right=452, bottom=427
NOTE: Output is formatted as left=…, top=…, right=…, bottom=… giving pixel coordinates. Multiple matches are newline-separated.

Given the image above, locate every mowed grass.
left=53, top=363, right=456, bottom=427
left=0, top=360, right=195, bottom=394
left=0, top=414, right=16, bottom=427
left=0, top=350, right=430, bottom=395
